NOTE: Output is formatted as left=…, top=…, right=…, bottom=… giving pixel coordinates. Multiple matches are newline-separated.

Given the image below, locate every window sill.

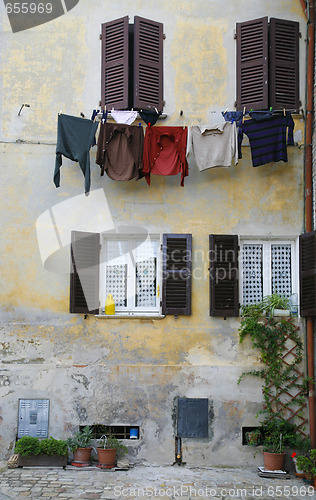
left=95, top=313, right=165, bottom=320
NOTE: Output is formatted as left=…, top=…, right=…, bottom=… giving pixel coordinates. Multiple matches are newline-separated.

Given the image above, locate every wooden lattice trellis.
left=263, top=318, right=308, bottom=437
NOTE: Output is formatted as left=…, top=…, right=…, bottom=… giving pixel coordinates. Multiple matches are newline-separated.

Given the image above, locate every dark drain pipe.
left=300, top=0, right=316, bottom=448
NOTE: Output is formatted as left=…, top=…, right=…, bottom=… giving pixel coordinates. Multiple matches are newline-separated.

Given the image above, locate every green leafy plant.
left=14, top=436, right=41, bottom=456
left=261, top=294, right=290, bottom=317
left=66, top=425, right=93, bottom=451
left=98, top=433, right=128, bottom=458
left=238, top=295, right=304, bottom=424
left=245, top=429, right=261, bottom=446
left=14, top=436, right=68, bottom=457
left=296, top=449, right=316, bottom=476
left=39, top=437, right=68, bottom=457
left=259, top=419, right=298, bottom=453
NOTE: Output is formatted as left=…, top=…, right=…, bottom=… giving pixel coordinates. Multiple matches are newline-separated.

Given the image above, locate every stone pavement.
left=0, top=462, right=316, bottom=500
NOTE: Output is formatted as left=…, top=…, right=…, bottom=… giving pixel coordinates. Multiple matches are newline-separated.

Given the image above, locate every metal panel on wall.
left=18, top=399, right=50, bottom=438
left=177, top=398, right=208, bottom=438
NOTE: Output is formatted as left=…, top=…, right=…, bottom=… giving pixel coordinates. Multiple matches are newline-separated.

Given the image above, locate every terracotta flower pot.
left=73, top=447, right=92, bottom=464
left=263, top=451, right=286, bottom=471
left=97, top=448, right=117, bottom=468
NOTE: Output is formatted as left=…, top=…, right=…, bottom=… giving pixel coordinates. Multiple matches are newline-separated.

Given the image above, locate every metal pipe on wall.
left=300, top=0, right=316, bottom=448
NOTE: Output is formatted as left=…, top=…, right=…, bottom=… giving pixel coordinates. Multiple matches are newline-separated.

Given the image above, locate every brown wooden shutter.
left=101, top=16, right=129, bottom=110
left=209, top=235, right=239, bottom=317
left=236, top=17, right=268, bottom=110
left=70, top=231, right=100, bottom=314
left=134, top=16, right=163, bottom=111
left=269, top=18, right=299, bottom=111
left=299, top=231, right=316, bottom=317
left=162, top=234, right=192, bottom=316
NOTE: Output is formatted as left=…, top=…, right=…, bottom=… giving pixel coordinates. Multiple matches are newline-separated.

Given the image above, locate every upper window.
left=101, top=16, right=164, bottom=112
left=236, top=17, right=299, bottom=111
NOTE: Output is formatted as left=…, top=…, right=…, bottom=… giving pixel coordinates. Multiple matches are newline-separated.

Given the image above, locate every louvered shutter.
left=162, top=234, right=192, bottom=315
left=70, top=231, right=100, bottom=314
left=236, top=17, right=268, bottom=110
left=209, top=235, right=239, bottom=317
left=134, top=16, right=163, bottom=111
left=101, top=16, right=129, bottom=110
left=269, top=18, right=299, bottom=111
left=299, top=231, right=316, bottom=316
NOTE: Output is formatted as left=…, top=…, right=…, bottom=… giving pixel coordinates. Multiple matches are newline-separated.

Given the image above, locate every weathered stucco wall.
left=0, top=0, right=307, bottom=465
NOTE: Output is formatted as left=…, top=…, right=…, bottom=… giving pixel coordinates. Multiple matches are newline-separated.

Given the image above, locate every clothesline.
left=53, top=111, right=296, bottom=195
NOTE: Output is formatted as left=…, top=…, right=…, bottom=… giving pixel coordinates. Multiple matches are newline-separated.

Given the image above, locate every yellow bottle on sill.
left=105, top=294, right=115, bottom=315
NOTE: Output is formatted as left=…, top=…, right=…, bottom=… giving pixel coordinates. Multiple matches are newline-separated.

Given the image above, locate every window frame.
left=99, top=233, right=162, bottom=315
left=239, top=237, right=299, bottom=306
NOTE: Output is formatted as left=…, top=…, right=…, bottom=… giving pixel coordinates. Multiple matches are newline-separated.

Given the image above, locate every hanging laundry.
left=139, top=109, right=162, bottom=126
left=54, top=113, right=98, bottom=195
left=222, top=110, right=244, bottom=124
left=142, top=126, right=188, bottom=186
left=90, top=109, right=101, bottom=146
left=111, top=110, right=138, bottom=125
left=96, top=122, right=144, bottom=181
left=238, top=113, right=294, bottom=167
left=186, top=121, right=238, bottom=171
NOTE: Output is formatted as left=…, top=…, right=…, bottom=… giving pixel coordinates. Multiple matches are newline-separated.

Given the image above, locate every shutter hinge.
left=234, top=32, right=237, bottom=40
left=299, top=31, right=302, bottom=38
left=99, top=100, right=102, bottom=107
left=99, top=34, right=102, bottom=40
left=160, top=300, right=162, bottom=307
left=163, top=34, right=166, bottom=40
left=163, top=100, right=166, bottom=106
left=160, top=244, right=163, bottom=251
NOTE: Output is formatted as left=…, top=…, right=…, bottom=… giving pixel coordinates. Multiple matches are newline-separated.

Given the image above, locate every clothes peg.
left=59, top=109, right=62, bottom=115
left=139, top=122, right=141, bottom=127
left=242, top=106, right=246, bottom=123
left=283, top=108, right=286, bottom=116
left=270, top=107, right=272, bottom=111
left=155, top=108, right=158, bottom=114
left=148, top=122, right=151, bottom=127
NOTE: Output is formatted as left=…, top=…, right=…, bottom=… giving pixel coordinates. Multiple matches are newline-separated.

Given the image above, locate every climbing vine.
left=238, top=299, right=306, bottom=426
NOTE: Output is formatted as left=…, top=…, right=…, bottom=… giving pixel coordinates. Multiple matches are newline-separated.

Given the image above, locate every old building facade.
left=0, top=0, right=313, bottom=466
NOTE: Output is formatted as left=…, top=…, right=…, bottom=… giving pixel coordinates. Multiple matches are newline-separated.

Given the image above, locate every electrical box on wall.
left=17, top=399, right=50, bottom=438
left=177, top=398, right=209, bottom=438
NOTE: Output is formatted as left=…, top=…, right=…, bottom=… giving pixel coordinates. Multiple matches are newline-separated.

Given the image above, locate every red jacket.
left=143, top=126, right=188, bottom=186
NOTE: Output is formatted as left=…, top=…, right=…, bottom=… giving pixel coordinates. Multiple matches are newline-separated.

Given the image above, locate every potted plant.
left=14, top=436, right=68, bottom=467
left=96, top=432, right=128, bottom=468
left=296, top=449, right=316, bottom=483
left=259, top=419, right=298, bottom=471
left=66, top=425, right=93, bottom=466
left=261, top=294, right=291, bottom=317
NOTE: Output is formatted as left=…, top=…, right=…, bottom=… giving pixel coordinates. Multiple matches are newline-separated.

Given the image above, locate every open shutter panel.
left=299, top=231, right=316, bottom=316
left=162, top=234, right=192, bottom=315
left=101, top=16, right=129, bottom=110
left=209, top=235, right=239, bottom=317
left=70, top=231, right=100, bottom=314
left=269, top=18, right=299, bottom=111
left=134, top=16, right=163, bottom=111
left=236, top=17, right=268, bottom=110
